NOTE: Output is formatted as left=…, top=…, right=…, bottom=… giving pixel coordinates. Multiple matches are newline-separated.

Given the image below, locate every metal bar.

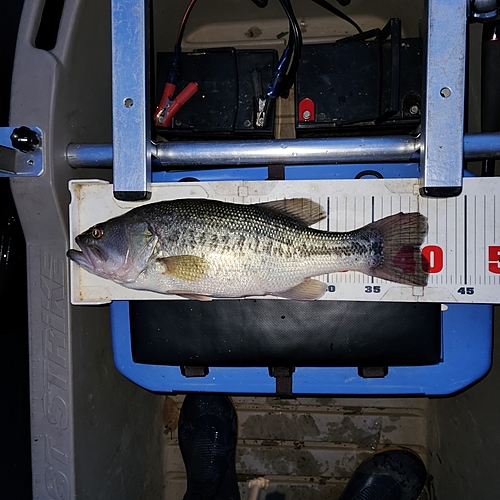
left=420, top=0, right=467, bottom=197
left=156, top=136, right=419, bottom=167
left=464, top=132, right=500, bottom=159
left=66, top=132, right=500, bottom=169
left=111, top=0, right=151, bottom=200
left=66, top=143, right=113, bottom=168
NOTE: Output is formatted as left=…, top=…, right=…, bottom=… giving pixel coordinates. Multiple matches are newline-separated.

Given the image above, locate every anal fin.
left=273, top=278, right=327, bottom=301
left=175, top=292, right=213, bottom=301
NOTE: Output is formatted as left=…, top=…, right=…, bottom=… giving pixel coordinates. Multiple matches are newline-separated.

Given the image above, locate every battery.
left=156, top=48, right=277, bottom=139
left=295, top=20, right=423, bottom=136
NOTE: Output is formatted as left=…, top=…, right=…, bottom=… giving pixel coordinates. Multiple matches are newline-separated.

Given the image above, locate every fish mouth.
left=67, top=244, right=108, bottom=273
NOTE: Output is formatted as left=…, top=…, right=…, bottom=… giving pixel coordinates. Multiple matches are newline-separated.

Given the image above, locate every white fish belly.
left=129, top=240, right=363, bottom=298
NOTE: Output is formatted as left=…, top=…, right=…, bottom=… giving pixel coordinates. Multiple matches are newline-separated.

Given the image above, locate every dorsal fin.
left=255, top=198, right=326, bottom=226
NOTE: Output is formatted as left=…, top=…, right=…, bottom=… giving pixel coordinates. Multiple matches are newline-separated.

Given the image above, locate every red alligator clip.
left=154, top=82, right=199, bottom=128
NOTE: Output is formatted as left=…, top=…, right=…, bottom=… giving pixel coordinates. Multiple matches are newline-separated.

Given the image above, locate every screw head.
left=302, top=110, right=311, bottom=120
left=409, top=105, right=419, bottom=115
left=123, top=97, right=134, bottom=108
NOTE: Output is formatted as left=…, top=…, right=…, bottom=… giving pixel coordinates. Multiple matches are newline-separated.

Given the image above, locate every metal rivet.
left=409, top=105, right=419, bottom=115
left=123, top=98, right=134, bottom=108
left=27, top=159, right=34, bottom=166
left=302, top=110, right=311, bottom=120
left=440, top=87, right=451, bottom=98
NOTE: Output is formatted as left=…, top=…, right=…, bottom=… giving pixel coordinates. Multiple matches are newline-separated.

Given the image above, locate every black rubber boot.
left=179, top=394, right=240, bottom=500
left=338, top=448, right=427, bottom=500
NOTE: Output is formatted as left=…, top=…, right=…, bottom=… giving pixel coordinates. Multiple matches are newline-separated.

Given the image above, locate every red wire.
left=176, top=0, right=198, bottom=45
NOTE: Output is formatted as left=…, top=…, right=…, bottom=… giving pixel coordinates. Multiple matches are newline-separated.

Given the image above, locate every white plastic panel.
left=69, top=178, right=500, bottom=305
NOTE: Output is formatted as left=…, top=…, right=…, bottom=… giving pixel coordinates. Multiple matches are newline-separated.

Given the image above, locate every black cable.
left=270, top=0, right=301, bottom=97
left=281, top=0, right=302, bottom=95
left=155, top=0, right=198, bottom=124
left=171, top=0, right=198, bottom=90
left=311, top=0, right=362, bottom=34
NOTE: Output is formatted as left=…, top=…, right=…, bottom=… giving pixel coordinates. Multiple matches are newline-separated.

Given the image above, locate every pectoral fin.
left=158, top=255, right=209, bottom=282
left=273, top=278, right=327, bottom=300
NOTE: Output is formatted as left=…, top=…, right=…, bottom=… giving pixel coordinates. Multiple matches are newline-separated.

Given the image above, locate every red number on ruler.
left=488, top=246, right=500, bottom=274
left=421, top=245, right=444, bottom=273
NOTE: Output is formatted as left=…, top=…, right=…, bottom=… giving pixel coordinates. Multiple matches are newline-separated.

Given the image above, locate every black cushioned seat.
left=130, top=300, right=441, bottom=369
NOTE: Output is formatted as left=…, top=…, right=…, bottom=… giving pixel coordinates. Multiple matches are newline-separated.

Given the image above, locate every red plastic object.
left=298, top=97, right=315, bottom=122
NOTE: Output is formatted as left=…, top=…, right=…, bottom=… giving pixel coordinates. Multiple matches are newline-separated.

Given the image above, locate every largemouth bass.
left=67, top=198, right=428, bottom=300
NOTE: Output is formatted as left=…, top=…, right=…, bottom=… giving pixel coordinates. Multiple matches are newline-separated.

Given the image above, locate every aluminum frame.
left=106, top=0, right=485, bottom=197
left=111, top=0, right=151, bottom=200
left=419, top=0, right=468, bottom=196
left=67, top=132, right=500, bottom=169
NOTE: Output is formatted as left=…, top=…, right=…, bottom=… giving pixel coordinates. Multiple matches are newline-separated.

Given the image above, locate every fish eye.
left=91, top=227, right=103, bottom=239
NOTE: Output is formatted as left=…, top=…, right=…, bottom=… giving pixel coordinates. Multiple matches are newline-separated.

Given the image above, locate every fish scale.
left=146, top=201, right=372, bottom=295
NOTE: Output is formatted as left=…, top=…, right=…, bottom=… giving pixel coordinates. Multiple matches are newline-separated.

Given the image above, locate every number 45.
left=457, top=287, right=474, bottom=295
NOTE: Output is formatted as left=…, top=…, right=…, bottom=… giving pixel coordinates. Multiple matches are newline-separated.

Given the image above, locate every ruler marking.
left=440, top=198, right=443, bottom=286
left=474, top=195, right=477, bottom=285
left=337, top=196, right=340, bottom=232
left=444, top=200, right=450, bottom=286
left=371, top=196, right=375, bottom=284
left=435, top=198, right=439, bottom=287
left=484, top=194, right=487, bottom=285
left=354, top=196, right=357, bottom=228
left=454, top=197, right=458, bottom=285
left=464, top=195, right=468, bottom=285
left=436, top=198, right=439, bottom=243
left=428, top=197, right=433, bottom=286
left=326, top=196, right=330, bottom=284
left=327, top=196, right=330, bottom=232
left=344, top=196, right=347, bottom=231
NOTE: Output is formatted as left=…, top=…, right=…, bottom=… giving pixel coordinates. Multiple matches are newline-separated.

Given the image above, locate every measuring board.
left=68, top=178, right=500, bottom=305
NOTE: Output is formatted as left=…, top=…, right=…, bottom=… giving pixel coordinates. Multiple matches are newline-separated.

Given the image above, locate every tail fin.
left=365, top=212, right=428, bottom=286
